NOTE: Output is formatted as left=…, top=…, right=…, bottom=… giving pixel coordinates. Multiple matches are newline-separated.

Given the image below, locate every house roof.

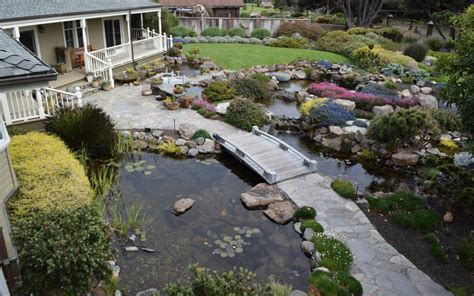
left=0, top=0, right=161, bottom=23
left=160, top=0, right=244, bottom=8
left=0, top=29, right=57, bottom=86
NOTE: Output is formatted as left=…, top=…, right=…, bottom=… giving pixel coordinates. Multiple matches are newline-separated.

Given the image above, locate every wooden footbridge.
left=213, top=127, right=317, bottom=184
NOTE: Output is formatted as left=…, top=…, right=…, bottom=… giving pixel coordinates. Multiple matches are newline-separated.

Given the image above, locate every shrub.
left=293, top=206, right=317, bottom=221
left=158, top=141, right=184, bottom=156
left=12, top=206, right=111, bottom=294
left=192, top=99, right=216, bottom=113
left=300, top=220, right=324, bottom=233
left=251, top=28, right=272, bottom=39
left=360, top=83, right=399, bottom=101
left=192, top=129, right=212, bottom=140
left=202, top=81, right=236, bottom=102
left=372, top=46, right=419, bottom=69
left=425, top=37, right=445, bottom=51
left=201, top=26, right=225, bottom=37
left=45, top=104, right=116, bottom=159
left=384, top=80, right=397, bottom=89
left=359, top=148, right=378, bottom=162
left=315, top=14, right=346, bottom=25
left=167, top=46, right=182, bottom=57
left=240, top=12, right=250, bottom=18
left=275, top=22, right=323, bottom=40
left=299, top=98, right=327, bottom=117
left=331, top=179, right=357, bottom=200
left=352, top=46, right=384, bottom=72
left=347, top=27, right=372, bottom=35
left=227, top=27, right=246, bottom=37
left=170, top=26, right=196, bottom=37
left=381, top=63, right=429, bottom=82
left=423, top=233, right=447, bottom=262
left=368, top=108, right=440, bottom=148
left=403, top=42, right=429, bottom=62
left=230, top=77, right=270, bottom=100
left=459, top=235, right=474, bottom=272
left=225, top=98, right=266, bottom=131
left=391, top=209, right=441, bottom=231
left=375, top=27, right=403, bottom=42
left=315, top=31, right=364, bottom=56
left=312, top=233, right=353, bottom=272
left=402, top=31, right=421, bottom=43
left=9, top=132, right=93, bottom=216
left=270, top=36, right=308, bottom=48
left=307, top=102, right=355, bottom=127
left=439, top=138, right=459, bottom=155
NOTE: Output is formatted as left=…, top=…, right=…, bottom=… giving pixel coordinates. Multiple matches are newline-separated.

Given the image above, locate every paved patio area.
left=85, top=86, right=451, bottom=296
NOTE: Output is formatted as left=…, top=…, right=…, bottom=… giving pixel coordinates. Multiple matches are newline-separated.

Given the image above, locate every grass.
left=183, top=44, right=351, bottom=70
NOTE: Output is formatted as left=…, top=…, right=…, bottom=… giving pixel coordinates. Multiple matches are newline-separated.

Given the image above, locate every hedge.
left=9, top=132, right=93, bottom=216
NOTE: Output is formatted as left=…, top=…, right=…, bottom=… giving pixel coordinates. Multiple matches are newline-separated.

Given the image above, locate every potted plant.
left=102, top=80, right=112, bottom=91
left=91, top=78, right=100, bottom=88
left=179, top=96, right=193, bottom=109
left=85, top=72, right=94, bottom=83
left=163, top=97, right=180, bottom=110
left=173, top=84, right=185, bottom=94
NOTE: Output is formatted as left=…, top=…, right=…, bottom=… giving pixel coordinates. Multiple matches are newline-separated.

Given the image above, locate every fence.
left=177, top=16, right=345, bottom=35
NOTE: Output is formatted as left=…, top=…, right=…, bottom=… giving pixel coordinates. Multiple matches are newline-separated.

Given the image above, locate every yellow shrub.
left=158, top=141, right=184, bottom=156
left=9, top=132, right=93, bottom=216
left=439, top=138, right=459, bottom=155
left=299, top=98, right=328, bottom=117
left=372, top=46, right=418, bottom=69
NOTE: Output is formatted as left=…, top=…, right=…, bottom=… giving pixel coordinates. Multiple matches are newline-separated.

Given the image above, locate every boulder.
left=195, top=137, right=205, bottom=145
left=321, top=137, right=342, bottom=151
left=373, top=105, right=394, bottom=116
left=301, top=241, right=315, bottom=256
left=197, top=139, right=215, bottom=153
left=290, top=290, right=307, bottom=296
left=151, top=130, right=163, bottom=138
left=141, top=89, right=153, bottom=96
left=188, top=148, right=199, bottom=157
left=172, top=198, right=195, bottom=215
left=215, top=102, right=230, bottom=115
left=303, top=228, right=315, bottom=241
left=186, top=140, right=197, bottom=148
left=294, top=222, right=302, bottom=234
left=420, top=87, right=433, bottom=94
left=264, top=201, right=295, bottom=224
left=401, top=89, right=413, bottom=98
left=179, top=123, right=198, bottom=139
left=333, top=99, right=356, bottom=112
left=356, top=198, right=370, bottom=209
left=418, top=94, right=438, bottom=109
left=410, top=85, right=420, bottom=94
left=180, top=146, right=189, bottom=154
left=328, top=126, right=344, bottom=137
left=176, top=139, right=186, bottom=146
left=292, top=70, right=307, bottom=80
left=240, top=183, right=285, bottom=209
left=343, top=126, right=367, bottom=136
left=391, top=152, right=419, bottom=167
left=443, top=211, right=454, bottom=223
left=274, top=72, right=292, bottom=82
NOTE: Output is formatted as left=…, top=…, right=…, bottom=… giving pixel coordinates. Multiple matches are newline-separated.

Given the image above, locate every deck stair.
left=214, top=127, right=317, bottom=184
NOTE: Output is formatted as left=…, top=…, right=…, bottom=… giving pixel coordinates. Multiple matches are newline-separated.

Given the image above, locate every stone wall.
left=176, top=17, right=345, bottom=35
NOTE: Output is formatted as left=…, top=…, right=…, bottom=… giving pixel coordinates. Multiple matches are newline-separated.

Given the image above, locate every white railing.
left=89, top=43, right=132, bottom=68
left=0, top=87, right=83, bottom=125
left=84, top=52, right=114, bottom=87
left=133, top=35, right=164, bottom=59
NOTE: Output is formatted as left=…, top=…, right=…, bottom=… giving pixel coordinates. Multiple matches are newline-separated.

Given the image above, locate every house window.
left=63, top=21, right=84, bottom=48
left=104, top=19, right=122, bottom=48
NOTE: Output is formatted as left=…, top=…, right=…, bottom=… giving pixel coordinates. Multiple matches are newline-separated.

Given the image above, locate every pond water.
left=116, top=152, right=310, bottom=294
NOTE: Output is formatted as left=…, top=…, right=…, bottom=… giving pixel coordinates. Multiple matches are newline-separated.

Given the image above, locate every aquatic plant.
left=90, top=164, right=118, bottom=200
left=210, top=226, right=261, bottom=258
left=293, top=206, right=317, bottom=221
left=124, top=159, right=156, bottom=175
left=331, top=179, right=357, bottom=200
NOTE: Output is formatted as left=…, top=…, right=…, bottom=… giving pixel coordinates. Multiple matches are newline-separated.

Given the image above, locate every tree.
left=442, top=5, right=474, bottom=134
left=336, top=0, right=385, bottom=28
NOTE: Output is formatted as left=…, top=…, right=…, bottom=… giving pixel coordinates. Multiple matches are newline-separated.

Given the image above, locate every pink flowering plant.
left=191, top=99, right=216, bottom=112
left=308, top=82, right=417, bottom=111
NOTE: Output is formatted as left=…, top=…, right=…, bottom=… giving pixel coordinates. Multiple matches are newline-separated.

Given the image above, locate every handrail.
left=0, top=120, right=11, bottom=150
left=213, top=133, right=277, bottom=182
left=251, top=126, right=317, bottom=170
left=85, top=51, right=107, bottom=64
left=42, top=87, right=76, bottom=97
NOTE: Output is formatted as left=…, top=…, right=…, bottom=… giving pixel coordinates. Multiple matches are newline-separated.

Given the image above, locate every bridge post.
left=264, top=171, right=277, bottom=184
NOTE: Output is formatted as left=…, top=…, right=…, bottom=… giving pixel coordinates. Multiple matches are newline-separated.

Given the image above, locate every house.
left=0, top=0, right=171, bottom=89
left=161, top=0, right=244, bottom=18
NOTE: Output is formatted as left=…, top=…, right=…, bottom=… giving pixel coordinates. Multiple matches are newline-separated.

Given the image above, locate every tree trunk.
left=338, top=0, right=384, bottom=28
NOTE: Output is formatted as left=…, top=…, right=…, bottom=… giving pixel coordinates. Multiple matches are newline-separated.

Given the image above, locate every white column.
left=80, top=19, right=89, bottom=72
left=140, top=13, right=144, bottom=29
left=126, top=14, right=132, bottom=44
left=35, top=89, right=45, bottom=119
left=107, top=59, right=115, bottom=88
left=158, top=10, right=162, bottom=35
left=12, top=27, right=20, bottom=41
left=0, top=93, right=12, bottom=125
left=163, top=33, right=167, bottom=51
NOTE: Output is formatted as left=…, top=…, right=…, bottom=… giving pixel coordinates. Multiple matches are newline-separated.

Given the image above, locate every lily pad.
left=228, top=251, right=235, bottom=258
left=146, top=165, right=156, bottom=170
left=220, top=252, right=228, bottom=258
left=135, top=166, right=145, bottom=171
left=234, top=235, right=241, bottom=239
left=235, top=247, right=243, bottom=253
left=233, top=227, right=241, bottom=231
left=223, top=236, right=232, bottom=242
left=144, top=171, right=152, bottom=175
left=214, top=240, right=222, bottom=245
left=213, top=248, right=222, bottom=254
left=253, top=228, right=261, bottom=233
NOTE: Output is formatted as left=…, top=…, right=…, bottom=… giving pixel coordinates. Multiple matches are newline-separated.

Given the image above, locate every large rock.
left=373, top=105, right=394, bottom=116
left=392, top=152, right=419, bottom=167
left=401, top=89, right=413, bottom=98
left=301, top=241, right=315, bottom=256
left=292, top=70, right=307, bottom=80
left=410, top=85, right=420, bottom=94
left=197, top=139, right=215, bottom=153
left=333, top=99, right=356, bottom=112
left=418, top=94, right=438, bottom=109
left=172, top=198, right=195, bottom=215
left=179, top=123, right=198, bottom=139
left=264, top=201, right=295, bottom=224
left=420, top=87, right=433, bottom=94
left=328, top=126, right=344, bottom=137
left=321, top=137, right=342, bottom=151
left=188, top=148, right=199, bottom=157
left=215, top=102, right=230, bottom=115
left=240, top=183, right=285, bottom=209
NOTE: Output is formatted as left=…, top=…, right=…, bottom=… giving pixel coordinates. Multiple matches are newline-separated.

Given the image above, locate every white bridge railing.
left=0, top=87, right=83, bottom=125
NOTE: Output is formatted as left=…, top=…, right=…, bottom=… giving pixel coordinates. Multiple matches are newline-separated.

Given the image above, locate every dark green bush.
left=368, top=108, right=440, bottom=149
left=167, top=46, right=182, bottom=57
left=312, top=234, right=353, bottom=272
left=352, top=46, right=384, bottom=72
left=170, top=26, right=196, bottom=37
left=422, top=233, right=448, bottom=263
left=227, top=27, right=246, bottom=37
left=331, top=179, right=357, bottom=200
left=230, top=77, right=270, bottom=100
left=13, top=206, right=112, bottom=294
left=225, top=98, right=266, bottom=131
left=192, top=129, right=212, bottom=140
left=391, top=209, right=441, bottom=231
left=375, top=27, right=403, bottom=42
left=251, top=28, right=272, bottom=39
left=45, top=104, right=117, bottom=159
left=240, top=12, right=250, bottom=18
left=201, top=26, right=225, bottom=37
left=202, top=81, right=236, bottom=102
left=293, top=206, right=317, bottom=221
left=300, top=220, right=324, bottom=233
left=337, top=274, right=363, bottom=296
left=368, top=191, right=426, bottom=213
left=403, top=43, right=429, bottom=62
left=459, top=235, right=474, bottom=272
left=429, top=109, right=462, bottom=132
left=384, top=80, right=397, bottom=89
left=270, top=36, right=308, bottom=48
left=275, top=22, right=323, bottom=40
left=425, top=37, right=445, bottom=51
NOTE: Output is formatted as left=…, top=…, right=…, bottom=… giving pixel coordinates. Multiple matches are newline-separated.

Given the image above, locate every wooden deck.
left=214, top=127, right=317, bottom=184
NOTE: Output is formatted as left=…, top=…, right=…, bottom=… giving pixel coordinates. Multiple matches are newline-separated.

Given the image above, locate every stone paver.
left=278, top=173, right=451, bottom=296
left=85, top=86, right=451, bottom=296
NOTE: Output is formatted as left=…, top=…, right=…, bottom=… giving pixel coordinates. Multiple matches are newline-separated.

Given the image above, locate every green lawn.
left=182, top=44, right=352, bottom=70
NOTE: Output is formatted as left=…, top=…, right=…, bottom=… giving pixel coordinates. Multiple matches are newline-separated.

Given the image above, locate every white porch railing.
left=0, top=87, right=83, bottom=125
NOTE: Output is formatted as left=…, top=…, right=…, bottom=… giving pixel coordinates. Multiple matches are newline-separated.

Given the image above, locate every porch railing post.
left=35, top=89, right=46, bottom=119
left=163, top=33, right=167, bottom=51
left=147, top=27, right=150, bottom=38
left=75, top=87, right=83, bottom=107
left=107, top=59, right=115, bottom=89
left=169, top=34, right=173, bottom=48
left=0, top=93, right=12, bottom=125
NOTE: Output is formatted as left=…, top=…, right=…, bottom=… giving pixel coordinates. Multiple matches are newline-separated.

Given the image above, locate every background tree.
left=336, top=0, right=385, bottom=28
